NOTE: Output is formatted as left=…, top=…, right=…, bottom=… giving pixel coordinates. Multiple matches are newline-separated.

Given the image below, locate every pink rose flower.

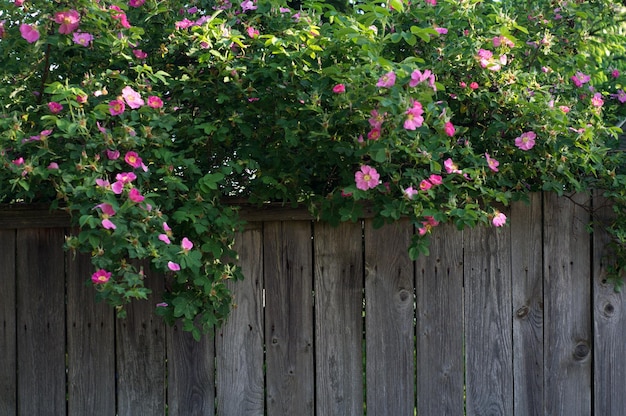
left=54, top=10, right=81, bottom=34
left=147, top=96, right=163, bottom=108
left=20, top=24, right=40, bottom=43
left=355, top=165, right=380, bottom=191
left=91, top=269, right=111, bottom=284
left=333, top=84, right=346, bottom=94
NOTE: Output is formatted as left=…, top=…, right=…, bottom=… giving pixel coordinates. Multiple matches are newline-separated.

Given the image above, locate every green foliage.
left=1, top=0, right=626, bottom=334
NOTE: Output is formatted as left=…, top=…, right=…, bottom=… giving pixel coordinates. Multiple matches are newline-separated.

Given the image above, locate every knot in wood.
left=573, top=342, right=590, bottom=361
left=515, top=305, right=529, bottom=318
left=398, top=289, right=410, bottom=302
left=603, top=302, right=615, bottom=317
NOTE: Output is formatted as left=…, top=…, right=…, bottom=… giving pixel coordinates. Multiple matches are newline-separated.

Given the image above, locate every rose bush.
left=1, top=0, right=625, bottom=338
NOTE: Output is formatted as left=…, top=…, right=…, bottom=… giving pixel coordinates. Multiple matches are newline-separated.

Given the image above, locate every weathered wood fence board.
left=593, top=192, right=626, bottom=415
left=511, top=192, right=543, bottom=416
left=2, top=192, right=626, bottom=415
left=415, top=222, right=464, bottom=415
left=0, top=229, right=16, bottom=416
left=544, top=192, right=592, bottom=415
left=314, top=221, right=364, bottom=415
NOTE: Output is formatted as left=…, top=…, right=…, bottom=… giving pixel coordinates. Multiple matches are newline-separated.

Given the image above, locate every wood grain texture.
left=511, top=193, right=544, bottom=415
left=0, top=230, right=16, bottom=416
left=264, top=221, right=315, bottom=416
left=314, top=221, right=364, bottom=415
left=216, top=223, right=265, bottom=416
left=464, top=221, right=514, bottom=416
left=592, top=191, right=626, bottom=415
left=66, top=251, right=116, bottom=416
left=167, top=323, right=215, bottom=416
left=364, top=218, right=414, bottom=416
left=415, top=223, right=464, bottom=415
left=116, top=265, right=166, bottom=416
left=16, top=228, right=66, bottom=416
left=543, top=192, right=592, bottom=416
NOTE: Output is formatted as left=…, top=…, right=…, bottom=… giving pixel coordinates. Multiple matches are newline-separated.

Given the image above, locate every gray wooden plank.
left=364, top=218, right=414, bottom=416
left=16, top=228, right=66, bottom=416
left=0, top=205, right=70, bottom=229
left=314, top=221, right=364, bottom=415
left=464, top=219, right=513, bottom=416
left=116, top=264, right=166, bottom=416
left=167, top=322, right=215, bottom=416
left=592, top=191, right=626, bottom=415
left=511, top=193, right=544, bottom=415
left=415, top=222, right=464, bottom=415
left=216, top=223, right=265, bottom=416
left=264, top=221, right=314, bottom=415
left=0, top=229, right=16, bottom=416
left=543, top=192, right=592, bottom=416
left=66, top=251, right=116, bottom=416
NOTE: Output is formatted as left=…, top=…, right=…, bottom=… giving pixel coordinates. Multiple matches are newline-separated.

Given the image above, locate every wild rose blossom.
left=54, top=10, right=81, bottom=34
left=428, top=174, right=442, bottom=185
left=571, top=71, right=590, bottom=88
left=91, top=269, right=111, bottom=284
left=485, top=153, right=499, bottom=172
left=109, top=99, right=125, bottom=116
left=129, top=0, right=146, bottom=7
left=444, top=158, right=462, bottom=174
left=367, top=127, right=381, bottom=141
left=376, top=71, right=396, bottom=88
left=404, top=101, right=424, bottom=130
left=111, top=6, right=132, bottom=28
left=591, top=93, right=604, bottom=107
left=96, top=203, right=116, bottom=216
left=418, top=216, right=439, bottom=236
left=147, top=96, right=164, bottom=108
left=124, top=151, right=143, bottom=169
left=167, top=261, right=181, bottom=271
left=106, top=149, right=120, bottom=160
left=444, top=121, right=455, bottom=137
left=241, top=0, right=257, bottom=11
left=492, top=212, right=507, bottom=227
left=403, top=186, right=418, bottom=199
left=48, top=102, right=63, bottom=114
left=132, top=49, right=147, bottom=59
left=515, top=131, right=536, bottom=151
left=333, top=84, right=345, bottom=94
left=73, top=32, right=93, bottom=47
left=121, top=86, right=144, bottom=109
left=128, top=188, right=144, bottom=203
left=409, top=69, right=436, bottom=90
left=181, top=237, right=193, bottom=251
left=355, top=165, right=380, bottom=190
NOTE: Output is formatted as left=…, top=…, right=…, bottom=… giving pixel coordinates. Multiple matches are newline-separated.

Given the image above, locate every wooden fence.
left=1, top=192, right=626, bottom=415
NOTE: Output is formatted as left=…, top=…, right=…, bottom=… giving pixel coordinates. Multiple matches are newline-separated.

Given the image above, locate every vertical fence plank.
left=66, top=251, right=116, bottom=416
left=0, top=230, right=16, bottom=416
left=264, top=221, right=314, bottom=415
left=543, top=192, right=591, bottom=415
left=116, top=267, right=166, bottom=416
left=592, top=191, right=626, bottom=415
left=314, top=221, right=364, bottom=415
left=511, top=193, right=544, bottom=415
left=415, top=223, right=464, bottom=415
left=364, top=218, right=414, bottom=416
left=167, top=323, right=215, bottom=416
left=216, top=223, right=265, bottom=416
left=16, top=228, right=66, bottom=416
left=464, top=221, right=513, bottom=416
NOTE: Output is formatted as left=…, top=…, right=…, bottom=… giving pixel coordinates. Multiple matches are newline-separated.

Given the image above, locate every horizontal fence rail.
left=1, top=192, right=626, bottom=415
